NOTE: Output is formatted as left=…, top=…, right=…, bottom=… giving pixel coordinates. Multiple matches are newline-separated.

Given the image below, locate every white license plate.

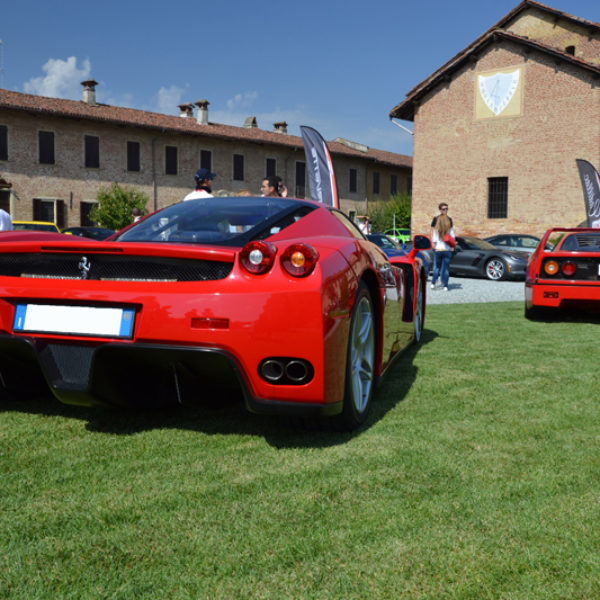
left=13, top=304, right=135, bottom=338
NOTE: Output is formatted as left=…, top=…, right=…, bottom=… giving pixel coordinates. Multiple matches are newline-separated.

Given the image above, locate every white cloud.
left=226, top=91, right=258, bottom=111
left=23, top=56, right=91, bottom=99
left=156, top=84, right=188, bottom=114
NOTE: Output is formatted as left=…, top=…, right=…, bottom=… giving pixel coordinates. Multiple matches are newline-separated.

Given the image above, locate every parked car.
left=451, top=236, right=528, bottom=280
left=368, top=233, right=432, bottom=274
left=366, top=233, right=406, bottom=257
left=12, top=220, right=60, bottom=233
left=484, top=233, right=542, bottom=254
left=0, top=196, right=430, bottom=430
left=62, top=226, right=115, bottom=240
left=525, top=227, right=600, bottom=318
left=384, top=228, right=411, bottom=244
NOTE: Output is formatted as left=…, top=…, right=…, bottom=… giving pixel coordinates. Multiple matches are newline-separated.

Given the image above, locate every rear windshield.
left=552, top=232, right=600, bottom=252
left=115, top=197, right=315, bottom=246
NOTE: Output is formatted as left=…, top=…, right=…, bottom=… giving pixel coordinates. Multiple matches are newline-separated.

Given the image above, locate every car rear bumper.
left=526, top=281, right=600, bottom=309
left=0, top=335, right=343, bottom=417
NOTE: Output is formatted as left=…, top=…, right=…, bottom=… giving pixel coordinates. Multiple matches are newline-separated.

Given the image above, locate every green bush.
left=89, top=183, right=149, bottom=231
left=367, top=193, right=411, bottom=233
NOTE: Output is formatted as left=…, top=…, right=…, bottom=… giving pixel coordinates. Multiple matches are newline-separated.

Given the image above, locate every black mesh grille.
left=0, top=253, right=233, bottom=282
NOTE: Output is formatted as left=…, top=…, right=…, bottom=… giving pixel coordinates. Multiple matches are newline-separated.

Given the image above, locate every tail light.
left=240, top=241, right=277, bottom=274
left=281, top=243, right=319, bottom=277
left=561, top=261, right=576, bottom=277
left=544, top=260, right=559, bottom=276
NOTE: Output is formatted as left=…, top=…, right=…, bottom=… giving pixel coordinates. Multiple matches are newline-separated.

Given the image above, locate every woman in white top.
left=430, top=214, right=455, bottom=291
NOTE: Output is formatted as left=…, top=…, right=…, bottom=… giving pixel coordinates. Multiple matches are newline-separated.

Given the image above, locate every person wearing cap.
left=184, top=168, right=216, bottom=201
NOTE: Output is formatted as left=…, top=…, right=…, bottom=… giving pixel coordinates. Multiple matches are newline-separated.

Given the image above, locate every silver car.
left=484, top=234, right=541, bottom=254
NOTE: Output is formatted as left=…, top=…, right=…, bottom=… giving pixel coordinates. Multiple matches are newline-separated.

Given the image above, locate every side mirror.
left=413, top=234, right=432, bottom=250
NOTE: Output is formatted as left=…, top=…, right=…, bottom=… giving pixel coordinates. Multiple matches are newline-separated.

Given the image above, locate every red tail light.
left=281, top=244, right=319, bottom=277
left=561, top=261, right=576, bottom=277
left=240, top=241, right=277, bottom=274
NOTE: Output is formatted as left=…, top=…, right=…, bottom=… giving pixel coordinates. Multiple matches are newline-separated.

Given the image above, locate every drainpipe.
left=151, top=129, right=166, bottom=212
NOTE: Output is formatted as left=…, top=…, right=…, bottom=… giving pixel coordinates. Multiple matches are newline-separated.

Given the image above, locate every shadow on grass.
left=0, top=329, right=437, bottom=448
left=526, top=307, right=600, bottom=324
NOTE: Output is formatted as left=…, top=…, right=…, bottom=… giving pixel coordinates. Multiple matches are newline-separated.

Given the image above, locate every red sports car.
left=0, top=196, right=430, bottom=430
left=525, top=227, right=600, bottom=318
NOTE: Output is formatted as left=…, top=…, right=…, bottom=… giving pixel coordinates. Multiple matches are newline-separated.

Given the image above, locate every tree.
left=89, top=183, right=149, bottom=231
left=367, top=193, right=412, bottom=233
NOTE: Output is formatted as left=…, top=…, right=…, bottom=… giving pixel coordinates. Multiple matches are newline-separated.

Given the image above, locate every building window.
left=233, top=154, right=244, bottom=181
left=80, top=201, right=97, bottom=226
left=349, top=168, right=357, bottom=193
left=84, top=135, right=100, bottom=168
left=373, top=172, right=380, bottom=195
left=390, top=175, right=398, bottom=196
left=165, top=146, right=178, bottom=175
left=33, top=198, right=66, bottom=228
left=39, top=131, right=55, bottom=165
left=407, top=176, right=412, bottom=195
left=127, top=141, right=140, bottom=172
left=565, top=45, right=575, bottom=55
left=0, top=190, right=10, bottom=213
left=0, top=125, right=7, bottom=161
left=266, top=158, right=277, bottom=177
left=295, top=161, right=306, bottom=198
left=488, top=177, right=508, bottom=218
left=200, top=150, right=212, bottom=171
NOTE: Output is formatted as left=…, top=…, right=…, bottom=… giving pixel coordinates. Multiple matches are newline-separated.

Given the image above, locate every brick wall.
left=0, top=109, right=410, bottom=226
left=411, top=40, right=600, bottom=238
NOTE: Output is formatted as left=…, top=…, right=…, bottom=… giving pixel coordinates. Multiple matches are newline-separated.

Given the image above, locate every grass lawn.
left=1, top=301, right=599, bottom=599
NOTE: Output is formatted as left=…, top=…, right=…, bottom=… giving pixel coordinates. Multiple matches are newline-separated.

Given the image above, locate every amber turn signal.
left=544, top=260, right=559, bottom=275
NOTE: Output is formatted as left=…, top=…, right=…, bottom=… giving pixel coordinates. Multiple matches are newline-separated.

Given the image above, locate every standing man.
left=260, top=176, right=282, bottom=197
left=184, top=168, right=216, bottom=201
left=0, top=208, right=13, bottom=231
left=430, top=202, right=453, bottom=238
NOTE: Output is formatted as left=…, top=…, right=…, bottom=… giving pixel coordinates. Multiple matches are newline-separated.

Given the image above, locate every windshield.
left=115, top=197, right=314, bottom=246
left=461, top=237, right=497, bottom=250
left=368, top=234, right=401, bottom=250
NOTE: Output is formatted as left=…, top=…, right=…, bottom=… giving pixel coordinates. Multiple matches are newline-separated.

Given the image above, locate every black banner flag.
left=300, top=126, right=339, bottom=208
left=576, top=159, right=600, bottom=228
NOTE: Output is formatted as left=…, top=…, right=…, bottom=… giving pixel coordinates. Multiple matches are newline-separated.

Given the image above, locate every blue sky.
left=1, top=0, right=598, bottom=156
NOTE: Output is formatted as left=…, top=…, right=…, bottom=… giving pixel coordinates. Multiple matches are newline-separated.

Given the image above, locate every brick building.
left=390, top=0, right=600, bottom=238
left=0, top=82, right=411, bottom=229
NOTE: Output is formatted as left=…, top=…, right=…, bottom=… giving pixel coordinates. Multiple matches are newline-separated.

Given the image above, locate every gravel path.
left=426, top=276, right=525, bottom=305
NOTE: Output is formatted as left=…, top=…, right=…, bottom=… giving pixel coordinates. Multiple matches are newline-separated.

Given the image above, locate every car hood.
left=503, top=250, right=529, bottom=261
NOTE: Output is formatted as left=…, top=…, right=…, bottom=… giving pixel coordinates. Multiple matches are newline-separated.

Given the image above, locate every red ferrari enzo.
left=0, top=196, right=430, bottom=430
left=525, top=227, right=600, bottom=319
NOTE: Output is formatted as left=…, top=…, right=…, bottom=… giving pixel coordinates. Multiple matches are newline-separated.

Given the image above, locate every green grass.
left=1, top=302, right=599, bottom=599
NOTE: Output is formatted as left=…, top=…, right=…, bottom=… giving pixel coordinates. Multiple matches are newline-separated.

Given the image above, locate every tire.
left=335, top=282, right=376, bottom=431
left=485, top=257, right=507, bottom=281
left=413, top=279, right=424, bottom=344
left=524, top=303, right=552, bottom=320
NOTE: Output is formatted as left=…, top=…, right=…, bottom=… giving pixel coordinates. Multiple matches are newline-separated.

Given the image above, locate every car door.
left=450, top=238, right=481, bottom=276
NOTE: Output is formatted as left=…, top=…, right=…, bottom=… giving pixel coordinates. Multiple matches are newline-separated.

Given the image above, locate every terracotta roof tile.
left=0, top=88, right=412, bottom=169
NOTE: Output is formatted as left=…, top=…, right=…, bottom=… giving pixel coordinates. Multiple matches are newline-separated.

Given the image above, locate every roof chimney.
left=81, top=79, right=98, bottom=105
left=244, top=116, right=258, bottom=128
left=195, top=99, right=210, bottom=125
left=178, top=103, right=194, bottom=118
left=273, top=121, right=288, bottom=134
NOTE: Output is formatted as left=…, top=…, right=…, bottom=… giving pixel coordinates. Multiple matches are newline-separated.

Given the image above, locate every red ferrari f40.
left=525, top=227, right=600, bottom=319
